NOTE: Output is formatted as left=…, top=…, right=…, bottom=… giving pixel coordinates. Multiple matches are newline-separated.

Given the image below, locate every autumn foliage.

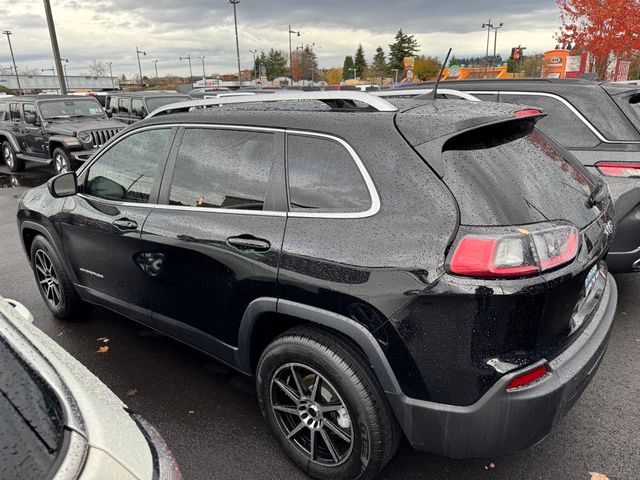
left=556, top=0, right=640, bottom=79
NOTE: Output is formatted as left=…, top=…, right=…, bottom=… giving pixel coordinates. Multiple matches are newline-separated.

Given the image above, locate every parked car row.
left=16, top=89, right=620, bottom=479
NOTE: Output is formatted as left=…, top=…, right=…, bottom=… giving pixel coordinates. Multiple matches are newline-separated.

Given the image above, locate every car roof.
left=108, top=91, right=190, bottom=97
left=0, top=95, right=103, bottom=103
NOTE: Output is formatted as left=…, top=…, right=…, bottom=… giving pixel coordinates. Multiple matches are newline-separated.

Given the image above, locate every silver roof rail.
left=373, top=89, right=481, bottom=102
left=147, top=91, right=399, bottom=118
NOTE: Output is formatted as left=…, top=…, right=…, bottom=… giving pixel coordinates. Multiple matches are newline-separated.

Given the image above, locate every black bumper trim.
left=386, top=273, right=618, bottom=459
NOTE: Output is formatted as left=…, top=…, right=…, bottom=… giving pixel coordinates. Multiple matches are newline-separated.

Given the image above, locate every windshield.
left=146, top=96, right=190, bottom=112
left=38, top=99, right=106, bottom=120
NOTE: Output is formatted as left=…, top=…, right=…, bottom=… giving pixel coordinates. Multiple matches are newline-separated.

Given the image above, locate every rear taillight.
left=515, top=108, right=543, bottom=118
left=506, top=364, right=550, bottom=390
left=596, top=162, right=640, bottom=178
left=448, top=222, right=579, bottom=279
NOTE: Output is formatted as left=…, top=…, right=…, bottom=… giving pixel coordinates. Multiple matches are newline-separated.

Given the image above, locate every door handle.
left=226, top=235, right=271, bottom=252
left=112, top=218, right=138, bottom=231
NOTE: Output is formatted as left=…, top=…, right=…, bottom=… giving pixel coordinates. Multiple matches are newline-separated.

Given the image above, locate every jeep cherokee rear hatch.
left=393, top=100, right=614, bottom=405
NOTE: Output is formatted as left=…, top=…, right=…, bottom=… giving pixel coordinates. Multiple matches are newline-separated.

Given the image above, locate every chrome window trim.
left=466, top=90, right=640, bottom=144
left=79, top=123, right=380, bottom=219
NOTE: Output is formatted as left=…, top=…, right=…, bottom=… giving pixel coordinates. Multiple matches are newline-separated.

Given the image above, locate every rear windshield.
left=0, top=336, right=65, bottom=479
left=442, top=120, right=599, bottom=229
left=146, top=96, right=190, bottom=112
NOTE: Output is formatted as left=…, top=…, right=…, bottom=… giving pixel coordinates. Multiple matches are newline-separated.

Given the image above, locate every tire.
left=2, top=140, right=24, bottom=172
left=256, top=326, right=401, bottom=480
left=52, top=148, right=72, bottom=174
left=30, top=235, right=83, bottom=319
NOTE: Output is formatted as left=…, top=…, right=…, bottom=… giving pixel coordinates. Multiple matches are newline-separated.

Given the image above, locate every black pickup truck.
left=0, top=95, right=125, bottom=173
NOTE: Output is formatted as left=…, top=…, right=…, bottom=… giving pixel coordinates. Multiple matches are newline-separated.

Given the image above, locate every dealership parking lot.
left=1, top=165, right=639, bottom=480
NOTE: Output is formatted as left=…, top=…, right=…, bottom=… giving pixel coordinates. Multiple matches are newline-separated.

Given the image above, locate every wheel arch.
left=236, top=298, right=403, bottom=395
left=0, top=130, right=21, bottom=152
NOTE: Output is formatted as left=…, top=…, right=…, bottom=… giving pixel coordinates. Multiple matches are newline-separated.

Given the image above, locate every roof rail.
left=373, top=89, right=481, bottom=102
left=146, top=91, right=399, bottom=118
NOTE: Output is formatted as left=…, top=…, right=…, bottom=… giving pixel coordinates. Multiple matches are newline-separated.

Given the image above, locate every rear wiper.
left=587, top=179, right=608, bottom=208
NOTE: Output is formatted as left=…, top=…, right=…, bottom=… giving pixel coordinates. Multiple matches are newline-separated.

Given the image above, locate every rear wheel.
left=52, top=148, right=72, bottom=174
left=256, top=327, right=400, bottom=480
left=30, top=235, right=83, bottom=319
left=2, top=141, right=24, bottom=172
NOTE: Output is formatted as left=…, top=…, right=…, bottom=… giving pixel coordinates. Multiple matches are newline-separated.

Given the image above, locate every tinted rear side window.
left=287, top=135, right=371, bottom=212
left=500, top=94, right=599, bottom=148
left=85, top=128, right=171, bottom=203
left=169, top=128, right=275, bottom=210
left=0, top=103, right=8, bottom=121
left=10, top=103, right=21, bottom=121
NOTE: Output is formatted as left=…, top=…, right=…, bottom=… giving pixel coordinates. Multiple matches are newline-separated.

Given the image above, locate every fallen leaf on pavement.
left=96, top=337, right=110, bottom=343
left=57, top=332, right=63, bottom=336
left=590, top=473, right=609, bottom=480
left=126, top=389, right=137, bottom=396
left=96, top=346, right=109, bottom=353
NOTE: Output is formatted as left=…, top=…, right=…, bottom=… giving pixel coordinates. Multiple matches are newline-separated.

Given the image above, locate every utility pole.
left=288, top=25, right=300, bottom=86
left=136, top=47, right=147, bottom=88
left=2, top=31, right=22, bottom=95
left=249, top=49, right=257, bottom=80
left=229, top=0, right=242, bottom=88
left=43, top=0, right=67, bottom=94
left=198, top=56, right=206, bottom=82
left=482, top=20, right=493, bottom=79
left=392, top=68, right=399, bottom=84
left=106, top=61, right=114, bottom=89
left=492, top=22, right=504, bottom=76
left=151, top=59, right=159, bottom=85
left=180, top=54, right=193, bottom=81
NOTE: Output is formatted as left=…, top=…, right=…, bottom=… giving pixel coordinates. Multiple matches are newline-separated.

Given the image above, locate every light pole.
left=2, top=31, right=22, bottom=95
left=491, top=22, right=504, bottom=75
left=198, top=56, right=206, bottom=82
left=180, top=54, right=193, bottom=81
left=106, top=61, right=114, bottom=89
left=43, top=0, right=67, bottom=94
left=42, top=66, right=56, bottom=91
left=136, top=47, right=147, bottom=88
left=392, top=68, right=399, bottom=84
left=306, top=43, right=316, bottom=84
left=351, top=67, right=357, bottom=80
left=288, top=25, right=300, bottom=86
left=482, top=20, right=493, bottom=78
left=229, top=0, right=243, bottom=88
left=60, top=58, right=69, bottom=78
left=249, top=49, right=257, bottom=80
left=151, top=59, right=159, bottom=85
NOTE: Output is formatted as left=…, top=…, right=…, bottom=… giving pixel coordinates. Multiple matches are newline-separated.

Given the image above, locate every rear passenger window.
left=501, top=94, right=599, bottom=148
left=287, top=135, right=371, bottom=212
left=132, top=99, right=145, bottom=118
left=0, top=103, right=8, bottom=121
left=169, top=128, right=275, bottom=210
left=85, top=128, right=171, bottom=203
left=10, top=104, right=21, bottom=121
left=118, top=98, right=130, bottom=115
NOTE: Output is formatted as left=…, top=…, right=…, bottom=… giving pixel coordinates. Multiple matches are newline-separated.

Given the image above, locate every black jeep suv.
left=105, top=92, right=191, bottom=124
left=408, top=79, right=640, bottom=273
left=0, top=95, right=125, bottom=174
left=17, top=93, right=618, bottom=480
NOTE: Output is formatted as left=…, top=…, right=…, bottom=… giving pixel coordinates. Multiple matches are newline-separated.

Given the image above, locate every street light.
left=198, top=56, right=206, bottom=82
left=249, top=49, right=257, bottom=80
left=288, top=25, right=300, bottom=86
left=351, top=67, right=357, bottom=80
left=60, top=58, right=69, bottom=79
left=106, top=61, right=114, bottom=89
left=136, top=47, right=147, bottom=88
left=491, top=22, right=504, bottom=75
left=180, top=54, right=193, bottom=81
left=229, top=0, right=243, bottom=88
left=481, top=20, right=493, bottom=78
left=2, top=31, right=22, bottom=95
left=43, top=0, right=67, bottom=94
left=151, top=59, right=159, bottom=84
left=392, top=68, right=399, bottom=84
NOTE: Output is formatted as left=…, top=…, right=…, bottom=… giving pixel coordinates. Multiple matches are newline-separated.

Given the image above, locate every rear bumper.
left=386, top=273, right=617, bottom=459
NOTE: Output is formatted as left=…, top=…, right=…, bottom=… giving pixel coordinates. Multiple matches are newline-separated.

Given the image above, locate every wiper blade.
left=587, top=179, right=608, bottom=207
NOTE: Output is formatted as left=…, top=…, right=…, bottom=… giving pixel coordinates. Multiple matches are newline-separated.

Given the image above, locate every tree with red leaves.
left=556, top=0, right=640, bottom=79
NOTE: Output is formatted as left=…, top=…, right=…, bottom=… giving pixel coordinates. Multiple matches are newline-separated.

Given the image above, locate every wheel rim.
left=270, top=363, right=354, bottom=466
left=3, top=145, right=14, bottom=168
left=55, top=153, right=68, bottom=173
left=34, top=250, right=63, bottom=308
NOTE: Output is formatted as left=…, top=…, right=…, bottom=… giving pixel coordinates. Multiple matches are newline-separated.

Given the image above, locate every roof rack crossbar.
left=146, top=91, right=399, bottom=117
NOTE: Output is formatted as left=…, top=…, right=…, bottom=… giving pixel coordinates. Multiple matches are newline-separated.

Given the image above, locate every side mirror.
left=47, top=172, right=77, bottom=198
left=24, top=112, right=39, bottom=125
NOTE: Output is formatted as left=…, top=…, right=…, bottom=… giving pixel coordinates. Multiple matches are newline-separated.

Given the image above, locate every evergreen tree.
left=371, top=46, right=387, bottom=83
left=354, top=44, right=367, bottom=78
left=388, top=29, right=420, bottom=73
left=342, top=55, right=355, bottom=80
left=265, top=49, right=287, bottom=80
left=448, top=55, right=460, bottom=66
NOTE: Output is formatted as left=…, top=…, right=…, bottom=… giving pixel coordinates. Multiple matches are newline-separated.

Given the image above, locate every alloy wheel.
left=3, top=145, right=14, bottom=168
left=270, top=363, right=354, bottom=466
left=55, top=153, right=69, bottom=174
left=34, top=250, right=63, bottom=308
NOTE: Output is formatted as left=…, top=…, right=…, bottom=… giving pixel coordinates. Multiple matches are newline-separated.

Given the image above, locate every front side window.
left=500, top=94, right=599, bottom=148
left=0, top=103, right=9, bottom=121
left=169, top=128, right=275, bottom=210
left=132, top=99, right=145, bottom=118
left=118, top=98, right=130, bottom=115
left=84, top=128, right=171, bottom=203
left=287, top=134, right=371, bottom=212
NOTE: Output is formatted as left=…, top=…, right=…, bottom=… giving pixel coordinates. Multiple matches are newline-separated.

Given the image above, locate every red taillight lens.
left=515, top=109, right=543, bottom=118
left=506, top=364, right=550, bottom=390
left=596, top=162, right=640, bottom=178
left=448, top=222, right=579, bottom=279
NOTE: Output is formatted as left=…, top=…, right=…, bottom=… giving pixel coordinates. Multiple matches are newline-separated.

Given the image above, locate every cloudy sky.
left=1, top=0, right=562, bottom=78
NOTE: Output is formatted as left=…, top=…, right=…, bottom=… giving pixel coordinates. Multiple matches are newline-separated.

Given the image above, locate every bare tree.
left=87, top=59, right=109, bottom=77
left=18, top=66, right=39, bottom=76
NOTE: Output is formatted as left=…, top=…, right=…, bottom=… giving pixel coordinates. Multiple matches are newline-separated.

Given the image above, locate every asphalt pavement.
left=1, top=165, right=639, bottom=480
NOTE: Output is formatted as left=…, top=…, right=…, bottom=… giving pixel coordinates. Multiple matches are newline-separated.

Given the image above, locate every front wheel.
left=256, top=327, right=400, bottom=480
left=52, top=148, right=72, bottom=174
left=2, top=141, right=24, bottom=172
